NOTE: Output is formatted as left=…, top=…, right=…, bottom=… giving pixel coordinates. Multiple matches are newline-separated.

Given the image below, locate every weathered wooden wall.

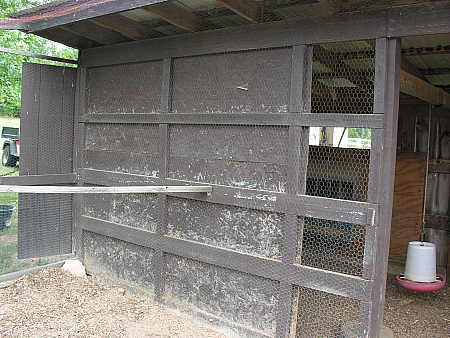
left=71, top=32, right=399, bottom=337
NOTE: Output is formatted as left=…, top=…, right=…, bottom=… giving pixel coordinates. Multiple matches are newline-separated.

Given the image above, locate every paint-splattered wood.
left=0, top=185, right=212, bottom=194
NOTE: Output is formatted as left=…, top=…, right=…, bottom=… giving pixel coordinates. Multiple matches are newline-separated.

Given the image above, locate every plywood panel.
left=389, top=153, right=426, bottom=263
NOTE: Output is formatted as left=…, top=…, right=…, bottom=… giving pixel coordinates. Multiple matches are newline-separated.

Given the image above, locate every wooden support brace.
left=90, top=14, right=153, bottom=41
left=0, top=185, right=212, bottom=194
left=144, top=3, right=202, bottom=31
left=216, top=0, right=258, bottom=23
left=0, top=47, right=78, bottom=65
left=400, top=70, right=450, bottom=109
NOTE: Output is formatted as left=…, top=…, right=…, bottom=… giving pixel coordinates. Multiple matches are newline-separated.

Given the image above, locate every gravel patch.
left=0, top=269, right=448, bottom=337
left=383, top=274, right=449, bottom=338
left=0, top=269, right=225, bottom=338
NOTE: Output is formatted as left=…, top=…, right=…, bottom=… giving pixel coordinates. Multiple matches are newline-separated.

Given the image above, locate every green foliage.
left=348, top=128, right=371, bottom=139
left=0, top=0, right=78, bottom=117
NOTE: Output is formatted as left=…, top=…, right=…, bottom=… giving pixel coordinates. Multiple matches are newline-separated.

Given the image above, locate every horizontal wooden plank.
left=80, top=113, right=384, bottom=128
left=80, top=216, right=372, bottom=301
left=78, top=168, right=376, bottom=225
left=0, top=185, right=212, bottom=194
left=0, top=173, right=77, bottom=185
left=429, top=160, right=450, bottom=174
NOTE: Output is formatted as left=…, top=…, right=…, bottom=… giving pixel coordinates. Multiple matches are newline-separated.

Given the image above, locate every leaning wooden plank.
left=0, top=185, right=212, bottom=194
left=0, top=47, right=78, bottom=64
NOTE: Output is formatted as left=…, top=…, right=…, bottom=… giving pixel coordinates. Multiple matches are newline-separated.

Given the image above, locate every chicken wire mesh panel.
left=292, top=286, right=365, bottom=337
left=83, top=123, right=160, bottom=178
left=17, top=193, right=72, bottom=259
left=163, top=253, right=280, bottom=337
left=297, top=217, right=366, bottom=277
left=83, top=193, right=159, bottom=233
left=168, top=124, right=290, bottom=192
left=311, top=40, right=375, bottom=114
left=82, top=230, right=156, bottom=294
left=86, top=61, right=163, bottom=114
left=167, top=197, right=284, bottom=260
left=171, top=48, right=292, bottom=113
left=306, top=127, right=372, bottom=202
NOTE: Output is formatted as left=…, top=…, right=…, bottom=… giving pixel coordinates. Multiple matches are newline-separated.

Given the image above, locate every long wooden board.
left=0, top=185, right=212, bottom=194
left=389, top=153, right=426, bottom=263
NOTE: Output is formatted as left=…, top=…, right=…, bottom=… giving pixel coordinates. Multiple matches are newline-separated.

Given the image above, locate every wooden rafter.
left=37, top=27, right=99, bottom=49
left=60, top=21, right=128, bottom=45
left=216, top=0, right=258, bottom=23
left=419, top=68, right=450, bottom=76
left=90, top=14, right=153, bottom=41
left=319, top=0, right=348, bottom=15
left=400, top=70, right=450, bottom=109
left=144, top=3, right=202, bottom=32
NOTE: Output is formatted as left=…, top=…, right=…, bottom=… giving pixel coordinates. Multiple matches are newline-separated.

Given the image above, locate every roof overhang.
left=0, top=0, right=170, bottom=33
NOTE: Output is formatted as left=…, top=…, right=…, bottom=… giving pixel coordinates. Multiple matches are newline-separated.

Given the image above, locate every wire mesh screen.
left=167, top=197, right=284, bottom=259
left=298, top=217, right=366, bottom=276
left=163, top=253, right=280, bottom=337
left=17, top=194, right=72, bottom=259
left=84, top=123, right=160, bottom=177
left=83, top=230, right=156, bottom=292
left=83, top=193, right=159, bottom=233
left=171, top=48, right=291, bottom=113
left=168, top=124, right=289, bottom=191
left=306, top=127, right=371, bottom=202
left=312, top=40, right=375, bottom=114
left=86, top=61, right=163, bottom=114
left=292, top=286, right=365, bottom=337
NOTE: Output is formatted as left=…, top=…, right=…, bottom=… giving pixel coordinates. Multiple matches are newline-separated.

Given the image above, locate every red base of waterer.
left=396, top=275, right=445, bottom=292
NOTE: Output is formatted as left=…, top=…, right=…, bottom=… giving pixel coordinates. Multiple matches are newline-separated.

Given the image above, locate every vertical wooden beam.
left=276, top=44, right=313, bottom=338
left=216, top=0, right=258, bottom=23
left=72, top=66, right=87, bottom=259
left=365, top=38, right=401, bottom=337
left=154, top=58, right=172, bottom=302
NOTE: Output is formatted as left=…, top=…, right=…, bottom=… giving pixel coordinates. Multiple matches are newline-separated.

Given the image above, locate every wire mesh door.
left=18, top=63, right=76, bottom=259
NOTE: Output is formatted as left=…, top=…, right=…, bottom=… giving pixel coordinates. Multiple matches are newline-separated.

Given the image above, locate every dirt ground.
left=0, top=269, right=448, bottom=338
left=0, top=269, right=225, bottom=338
left=383, top=274, right=450, bottom=338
